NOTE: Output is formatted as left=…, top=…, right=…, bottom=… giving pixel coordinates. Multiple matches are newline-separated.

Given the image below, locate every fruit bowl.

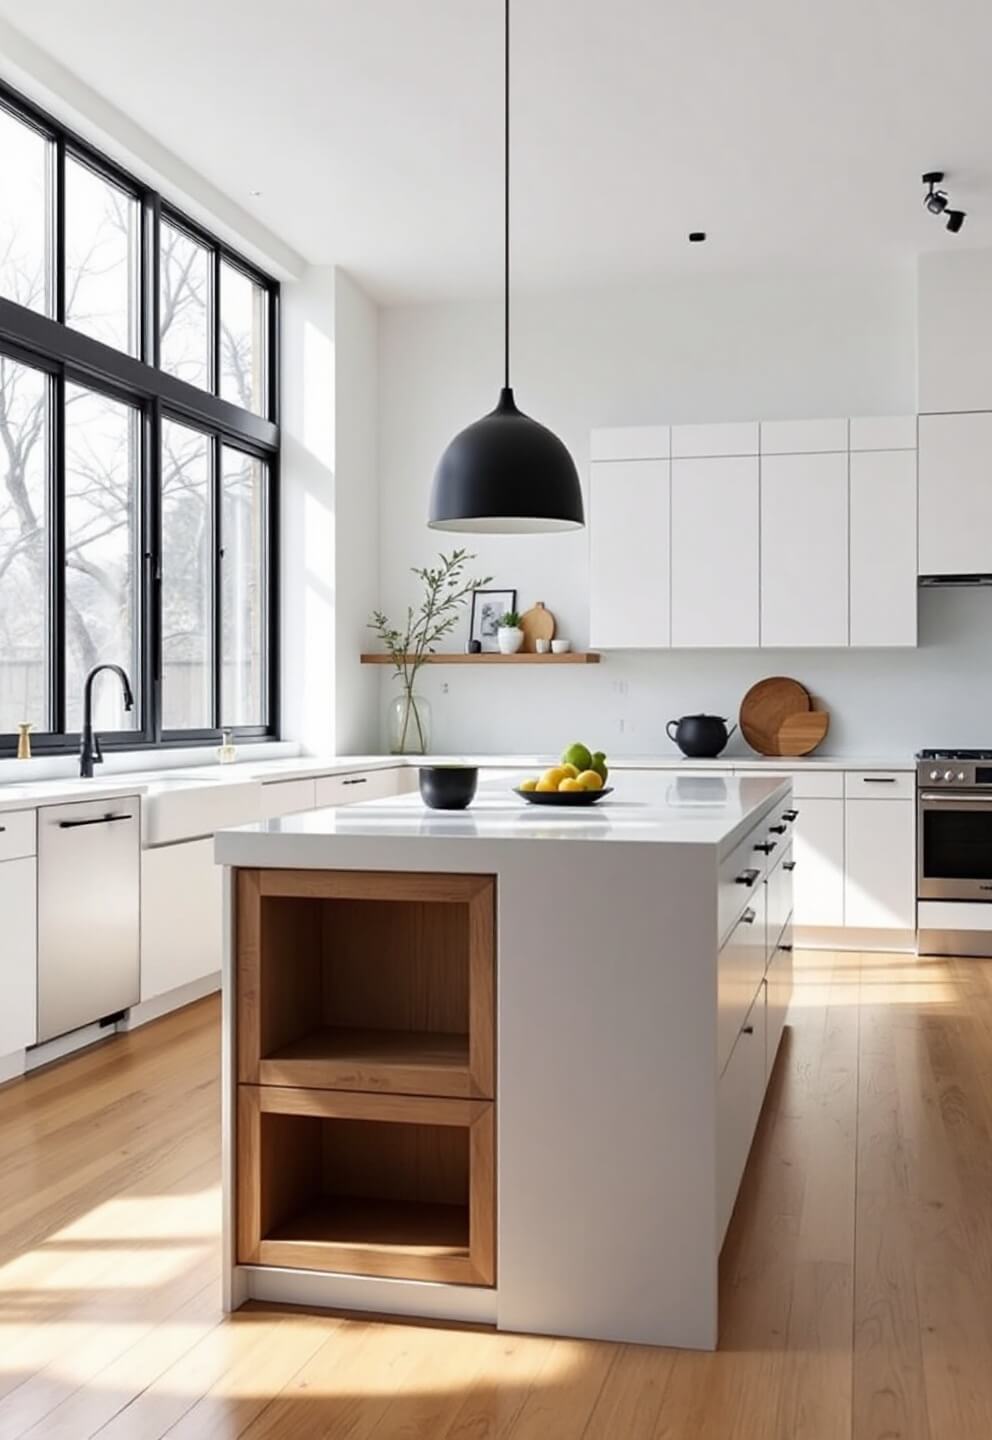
left=515, top=785, right=613, bottom=807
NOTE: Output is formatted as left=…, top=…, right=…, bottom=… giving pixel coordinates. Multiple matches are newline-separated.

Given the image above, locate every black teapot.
left=666, top=714, right=736, bottom=758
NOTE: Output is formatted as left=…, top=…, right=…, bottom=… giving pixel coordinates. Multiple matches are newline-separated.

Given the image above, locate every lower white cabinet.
left=717, top=887, right=766, bottom=1075
left=314, top=767, right=410, bottom=808
left=844, top=799, right=916, bottom=930
left=765, top=928, right=793, bottom=1079
left=258, top=778, right=317, bottom=819
left=0, top=856, right=37, bottom=1053
left=792, top=797, right=845, bottom=927
left=141, top=838, right=222, bottom=1003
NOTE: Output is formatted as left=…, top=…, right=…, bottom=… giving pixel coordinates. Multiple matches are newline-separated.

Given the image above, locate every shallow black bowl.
left=418, top=765, right=479, bottom=810
left=515, top=785, right=613, bottom=806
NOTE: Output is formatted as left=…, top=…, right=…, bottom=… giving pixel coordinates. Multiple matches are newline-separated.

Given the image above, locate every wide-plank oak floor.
left=1, top=948, right=991, bottom=1438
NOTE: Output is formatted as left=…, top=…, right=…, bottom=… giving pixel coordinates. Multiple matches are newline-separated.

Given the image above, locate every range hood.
left=919, top=573, right=992, bottom=588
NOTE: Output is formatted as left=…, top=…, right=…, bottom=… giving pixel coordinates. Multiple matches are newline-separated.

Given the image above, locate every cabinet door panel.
left=792, top=798, right=845, bottom=927
left=671, top=456, right=759, bottom=647
left=845, top=799, right=916, bottom=930
left=761, top=452, right=849, bottom=646
left=850, top=450, right=917, bottom=646
left=140, top=838, right=222, bottom=1002
left=0, top=857, right=37, bottom=1054
left=589, top=459, right=670, bottom=647
left=918, top=412, right=992, bottom=576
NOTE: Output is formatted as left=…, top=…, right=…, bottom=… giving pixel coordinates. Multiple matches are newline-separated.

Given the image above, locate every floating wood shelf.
left=360, top=651, right=600, bottom=665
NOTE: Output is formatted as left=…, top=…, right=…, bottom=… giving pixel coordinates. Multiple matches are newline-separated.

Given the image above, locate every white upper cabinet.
left=849, top=415, right=916, bottom=451
left=760, top=452, right=849, bottom=646
left=671, top=422, right=758, bottom=458
left=589, top=459, right=670, bottom=648
left=671, top=456, right=759, bottom=647
left=918, top=411, right=992, bottom=576
left=760, top=417, right=847, bottom=454
left=590, top=426, right=670, bottom=462
left=918, top=251, right=992, bottom=413
left=849, top=450, right=918, bottom=646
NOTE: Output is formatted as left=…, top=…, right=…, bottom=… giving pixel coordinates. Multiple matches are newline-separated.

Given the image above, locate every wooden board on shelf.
left=360, top=651, right=599, bottom=664
left=519, top=601, right=556, bottom=652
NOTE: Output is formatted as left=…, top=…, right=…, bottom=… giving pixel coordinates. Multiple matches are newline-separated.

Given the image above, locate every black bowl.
left=418, top=765, right=479, bottom=810
left=515, top=785, right=613, bottom=806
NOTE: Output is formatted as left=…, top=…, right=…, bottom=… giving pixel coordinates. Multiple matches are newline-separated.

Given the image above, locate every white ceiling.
left=0, top=0, right=989, bottom=303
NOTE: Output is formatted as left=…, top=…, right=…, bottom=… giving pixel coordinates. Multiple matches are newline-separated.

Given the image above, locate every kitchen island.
left=216, top=770, right=794, bottom=1349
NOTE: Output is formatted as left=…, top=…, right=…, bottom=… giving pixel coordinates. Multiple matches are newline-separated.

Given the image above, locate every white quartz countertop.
left=214, top=771, right=791, bottom=867
left=0, top=747, right=914, bottom=817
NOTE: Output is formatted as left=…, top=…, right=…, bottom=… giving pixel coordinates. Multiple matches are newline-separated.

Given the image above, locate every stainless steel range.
left=917, top=749, right=992, bottom=956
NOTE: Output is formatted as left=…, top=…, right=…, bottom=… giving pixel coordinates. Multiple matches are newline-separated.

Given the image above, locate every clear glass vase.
left=388, top=689, right=431, bottom=755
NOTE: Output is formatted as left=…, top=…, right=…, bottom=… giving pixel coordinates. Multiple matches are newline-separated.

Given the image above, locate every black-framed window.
left=0, top=81, right=279, bottom=756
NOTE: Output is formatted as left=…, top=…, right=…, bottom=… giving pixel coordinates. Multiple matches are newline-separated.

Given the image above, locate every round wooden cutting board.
left=739, top=676, right=811, bottom=755
left=519, top=601, right=556, bottom=653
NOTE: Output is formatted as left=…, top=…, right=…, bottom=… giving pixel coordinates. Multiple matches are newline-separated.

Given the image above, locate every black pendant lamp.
left=428, top=0, right=584, bottom=534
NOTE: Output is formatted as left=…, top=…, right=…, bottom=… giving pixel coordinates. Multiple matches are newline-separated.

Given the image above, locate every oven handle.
left=919, top=792, right=992, bottom=805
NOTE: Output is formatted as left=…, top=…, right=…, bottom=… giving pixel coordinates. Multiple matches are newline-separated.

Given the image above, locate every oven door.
left=918, top=791, right=992, bottom=900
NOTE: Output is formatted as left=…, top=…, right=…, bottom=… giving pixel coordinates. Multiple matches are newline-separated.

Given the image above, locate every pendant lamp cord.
left=504, top=0, right=510, bottom=390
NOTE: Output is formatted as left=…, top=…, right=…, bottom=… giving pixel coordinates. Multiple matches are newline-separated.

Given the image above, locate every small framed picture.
left=470, top=588, right=517, bottom=652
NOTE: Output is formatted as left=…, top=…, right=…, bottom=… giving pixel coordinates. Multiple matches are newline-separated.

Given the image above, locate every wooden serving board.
left=739, top=676, right=810, bottom=755
left=773, top=709, right=830, bottom=756
left=519, top=601, right=556, bottom=653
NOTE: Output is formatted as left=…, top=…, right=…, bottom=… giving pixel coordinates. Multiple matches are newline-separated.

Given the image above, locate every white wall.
left=281, top=266, right=379, bottom=753
left=374, top=262, right=966, bottom=757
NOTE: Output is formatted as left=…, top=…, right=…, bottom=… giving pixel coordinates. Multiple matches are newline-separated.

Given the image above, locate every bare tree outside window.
left=0, top=105, right=52, bottom=315
left=221, top=261, right=266, bottom=416
left=0, top=355, right=49, bottom=731
left=161, top=420, right=212, bottom=729
left=221, top=446, right=266, bottom=725
left=65, top=157, right=140, bottom=357
left=160, top=222, right=211, bottom=390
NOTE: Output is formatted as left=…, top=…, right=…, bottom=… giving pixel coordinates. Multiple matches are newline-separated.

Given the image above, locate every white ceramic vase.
left=497, top=626, right=524, bottom=655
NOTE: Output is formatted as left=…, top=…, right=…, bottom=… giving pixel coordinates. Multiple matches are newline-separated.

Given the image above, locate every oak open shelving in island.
left=235, top=868, right=495, bottom=1286
left=360, top=651, right=600, bottom=664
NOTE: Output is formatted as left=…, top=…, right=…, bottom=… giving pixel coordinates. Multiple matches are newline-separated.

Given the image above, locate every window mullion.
left=145, top=397, right=162, bottom=744
left=212, top=433, right=223, bottom=731
left=50, top=367, right=66, bottom=736
left=145, top=192, right=160, bottom=371
left=54, top=135, right=65, bottom=324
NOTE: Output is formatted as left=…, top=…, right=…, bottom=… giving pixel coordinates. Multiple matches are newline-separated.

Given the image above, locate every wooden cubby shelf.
left=259, top=1025, right=472, bottom=1098
left=235, top=868, right=496, bottom=1287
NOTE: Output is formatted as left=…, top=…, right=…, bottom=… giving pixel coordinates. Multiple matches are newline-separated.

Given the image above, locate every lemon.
left=560, top=762, right=580, bottom=779
left=541, top=765, right=570, bottom=788
left=558, top=777, right=584, bottom=792
left=576, top=769, right=604, bottom=791
left=518, top=778, right=538, bottom=792
left=535, top=778, right=558, bottom=792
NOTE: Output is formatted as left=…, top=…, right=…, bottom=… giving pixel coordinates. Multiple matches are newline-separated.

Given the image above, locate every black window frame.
left=0, top=79, right=280, bottom=758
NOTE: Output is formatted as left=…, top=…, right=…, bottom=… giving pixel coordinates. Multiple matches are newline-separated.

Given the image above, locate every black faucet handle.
left=93, top=733, right=104, bottom=765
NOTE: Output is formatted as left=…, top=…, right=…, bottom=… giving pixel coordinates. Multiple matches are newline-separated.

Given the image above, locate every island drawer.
left=719, top=827, right=770, bottom=943
left=236, top=1084, right=495, bottom=1286
left=717, top=989, right=767, bottom=1245
left=765, top=843, right=794, bottom=956
left=718, top=886, right=767, bottom=1075
left=766, top=921, right=794, bottom=1079
left=236, top=869, right=495, bottom=1100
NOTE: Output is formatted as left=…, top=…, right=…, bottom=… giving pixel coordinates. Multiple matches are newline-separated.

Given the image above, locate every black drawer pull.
left=783, top=860, right=796, bottom=872
left=862, top=776, right=896, bottom=784
left=779, top=943, right=794, bottom=953
left=754, top=840, right=777, bottom=854
left=769, top=823, right=787, bottom=834
left=742, top=1023, right=755, bottom=1035
left=0, top=825, right=6, bottom=834
left=735, top=868, right=760, bottom=887
left=783, top=809, right=799, bottom=822
left=58, top=813, right=133, bottom=829
left=740, top=908, right=757, bottom=925
left=342, top=777, right=368, bottom=786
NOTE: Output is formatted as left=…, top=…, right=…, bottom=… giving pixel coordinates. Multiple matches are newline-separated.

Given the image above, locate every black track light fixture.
left=922, top=171, right=948, bottom=214
left=428, top=0, right=584, bottom=534
left=922, top=171, right=966, bottom=234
